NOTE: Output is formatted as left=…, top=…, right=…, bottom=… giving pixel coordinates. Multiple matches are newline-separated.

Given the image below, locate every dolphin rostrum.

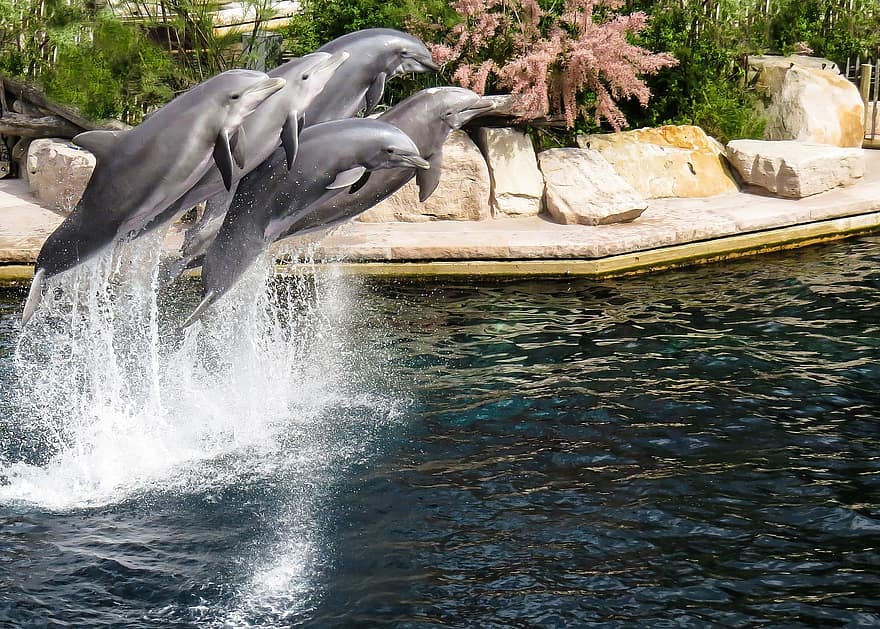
left=22, top=69, right=286, bottom=326
left=182, top=119, right=429, bottom=327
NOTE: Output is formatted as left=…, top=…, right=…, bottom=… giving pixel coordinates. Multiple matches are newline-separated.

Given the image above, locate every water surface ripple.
left=1, top=236, right=879, bottom=627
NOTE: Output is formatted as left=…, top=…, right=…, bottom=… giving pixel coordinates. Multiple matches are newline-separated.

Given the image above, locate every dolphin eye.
left=386, top=148, right=394, bottom=154
left=301, top=73, right=310, bottom=80
left=230, top=93, right=241, bottom=100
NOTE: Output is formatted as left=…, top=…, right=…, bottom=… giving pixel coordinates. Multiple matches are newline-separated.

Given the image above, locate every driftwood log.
left=0, top=73, right=125, bottom=178
left=0, top=112, right=81, bottom=138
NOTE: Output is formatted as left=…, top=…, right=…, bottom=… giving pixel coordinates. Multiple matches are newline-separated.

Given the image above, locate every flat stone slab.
left=537, top=148, right=647, bottom=225
left=2, top=152, right=880, bottom=276
left=727, top=140, right=864, bottom=198
left=578, top=125, right=739, bottom=198
left=0, top=178, right=64, bottom=264
left=476, top=127, right=543, bottom=217
left=292, top=150, right=880, bottom=260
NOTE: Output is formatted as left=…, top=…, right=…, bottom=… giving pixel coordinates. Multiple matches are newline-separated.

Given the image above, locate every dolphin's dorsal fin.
left=416, top=152, right=442, bottom=202
left=280, top=110, right=299, bottom=170
left=231, top=127, right=247, bottom=169
left=214, top=130, right=235, bottom=191
left=364, top=73, right=386, bottom=114
left=327, top=166, right=366, bottom=190
left=72, top=130, right=126, bottom=160
left=348, top=170, right=371, bottom=194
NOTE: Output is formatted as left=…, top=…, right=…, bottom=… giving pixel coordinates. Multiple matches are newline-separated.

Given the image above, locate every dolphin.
left=182, top=119, right=429, bottom=327
left=306, top=28, right=440, bottom=124
left=21, top=69, right=287, bottom=326
left=166, top=88, right=493, bottom=279
left=160, top=29, right=438, bottom=278
left=139, top=51, right=349, bottom=239
left=276, top=88, right=495, bottom=238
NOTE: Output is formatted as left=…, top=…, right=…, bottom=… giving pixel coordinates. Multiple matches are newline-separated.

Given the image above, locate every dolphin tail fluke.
left=22, top=268, right=46, bottom=327
left=181, top=291, right=216, bottom=329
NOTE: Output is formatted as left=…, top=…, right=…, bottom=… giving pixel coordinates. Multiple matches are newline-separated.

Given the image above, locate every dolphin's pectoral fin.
left=364, top=73, right=386, bottom=114
left=348, top=170, right=371, bottom=194
left=22, top=268, right=46, bottom=326
left=416, top=153, right=442, bottom=202
left=181, top=291, right=216, bottom=329
left=231, top=126, right=247, bottom=169
left=214, top=130, right=235, bottom=191
left=72, top=130, right=126, bottom=161
left=281, top=110, right=299, bottom=170
left=327, top=166, right=366, bottom=190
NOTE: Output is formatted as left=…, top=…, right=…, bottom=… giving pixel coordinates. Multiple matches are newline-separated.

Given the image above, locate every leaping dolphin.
left=167, top=88, right=494, bottom=278
left=22, top=69, right=287, bottom=326
left=139, top=51, right=350, bottom=240
left=182, top=119, right=429, bottom=327
left=276, top=88, right=495, bottom=238
left=306, top=28, right=440, bottom=124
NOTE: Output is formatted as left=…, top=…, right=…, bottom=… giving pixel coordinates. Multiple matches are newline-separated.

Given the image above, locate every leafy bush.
left=422, top=0, right=677, bottom=130
left=42, top=16, right=181, bottom=123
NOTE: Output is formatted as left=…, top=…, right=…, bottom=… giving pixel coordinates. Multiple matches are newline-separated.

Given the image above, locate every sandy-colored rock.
left=577, top=125, right=739, bottom=198
left=749, top=55, right=864, bottom=148
left=358, top=130, right=491, bottom=222
left=475, top=127, right=543, bottom=217
left=537, top=148, right=647, bottom=225
left=726, top=139, right=864, bottom=198
left=26, top=138, right=95, bottom=214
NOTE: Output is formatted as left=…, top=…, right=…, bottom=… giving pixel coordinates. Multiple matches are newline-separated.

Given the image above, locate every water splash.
left=1, top=236, right=401, bottom=511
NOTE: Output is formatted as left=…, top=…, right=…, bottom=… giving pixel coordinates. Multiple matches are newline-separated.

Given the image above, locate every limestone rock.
left=475, top=127, right=543, bottom=217
left=537, top=148, right=647, bottom=225
left=749, top=55, right=864, bottom=148
left=577, top=125, right=739, bottom=198
left=26, top=138, right=95, bottom=214
left=358, top=130, right=491, bottom=222
left=726, top=139, right=864, bottom=198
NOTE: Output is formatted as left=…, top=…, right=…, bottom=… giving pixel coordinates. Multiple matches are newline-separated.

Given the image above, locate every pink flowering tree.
left=428, top=0, right=677, bottom=130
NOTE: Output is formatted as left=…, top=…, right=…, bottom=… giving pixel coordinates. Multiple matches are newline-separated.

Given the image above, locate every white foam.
left=1, top=237, right=397, bottom=511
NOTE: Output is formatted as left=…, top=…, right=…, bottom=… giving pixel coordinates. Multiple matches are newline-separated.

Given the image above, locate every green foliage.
left=42, top=16, right=180, bottom=123
left=281, top=0, right=456, bottom=104
left=282, top=0, right=455, bottom=57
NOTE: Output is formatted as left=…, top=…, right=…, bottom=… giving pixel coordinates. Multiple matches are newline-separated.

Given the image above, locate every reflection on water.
left=1, top=236, right=879, bottom=627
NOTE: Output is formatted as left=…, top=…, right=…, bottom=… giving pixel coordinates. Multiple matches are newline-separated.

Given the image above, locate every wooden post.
left=873, top=59, right=880, bottom=139
left=860, top=63, right=872, bottom=136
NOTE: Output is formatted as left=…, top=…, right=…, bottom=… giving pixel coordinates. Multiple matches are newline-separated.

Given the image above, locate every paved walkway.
left=2, top=151, right=879, bottom=282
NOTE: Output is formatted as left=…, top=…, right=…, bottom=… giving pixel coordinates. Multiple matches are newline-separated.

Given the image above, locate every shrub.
left=425, top=0, right=677, bottom=130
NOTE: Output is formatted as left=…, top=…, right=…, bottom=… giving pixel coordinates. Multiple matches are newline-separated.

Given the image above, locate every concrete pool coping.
left=1, top=150, right=879, bottom=284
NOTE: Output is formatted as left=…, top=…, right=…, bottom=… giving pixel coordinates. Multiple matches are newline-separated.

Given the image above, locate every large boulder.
left=537, top=148, right=647, bottom=225
left=26, top=138, right=95, bottom=214
left=749, top=55, right=864, bottom=148
left=475, top=127, right=543, bottom=217
left=576, top=125, right=739, bottom=198
left=726, top=139, right=864, bottom=198
left=358, top=130, right=491, bottom=222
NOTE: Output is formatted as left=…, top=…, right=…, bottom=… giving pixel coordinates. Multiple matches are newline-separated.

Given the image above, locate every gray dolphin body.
left=140, top=51, right=349, bottom=239
left=274, top=88, right=495, bottom=238
left=183, top=119, right=429, bottom=326
left=307, top=28, right=439, bottom=124
left=166, top=29, right=438, bottom=279
left=21, top=69, right=287, bottom=325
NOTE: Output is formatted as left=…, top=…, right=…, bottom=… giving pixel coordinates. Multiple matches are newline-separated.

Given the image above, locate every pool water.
left=1, top=236, right=878, bottom=627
